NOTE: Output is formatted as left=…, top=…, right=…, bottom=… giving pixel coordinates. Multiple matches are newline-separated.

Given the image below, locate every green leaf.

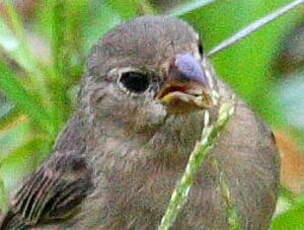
left=270, top=195, right=304, bottom=230
left=0, top=116, right=30, bottom=158
left=47, top=0, right=78, bottom=131
left=0, top=177, right=8, bottom=212
left=0, top=62, right=53, bottom=134
left=85, top=0, right=156, bottom=51
left=0, top=95, right=14, bottom=119
left=165, top=0, right=216, bottom=17
left=0, top=4, right=53, bottom=112
left=105, top=0, right=143, bottom=19
left=1, top=4, right=46, bottom=78
left=0, top=18, right=34, bottom=75
left=83, top=2, right=123, bottom=52
left=183, top=0, right=302, bottom=126
left=0, top=138, right=48, bottom=200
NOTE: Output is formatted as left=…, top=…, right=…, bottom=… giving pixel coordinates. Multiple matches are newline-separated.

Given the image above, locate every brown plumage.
left=0, top=16, right=280, bottom=230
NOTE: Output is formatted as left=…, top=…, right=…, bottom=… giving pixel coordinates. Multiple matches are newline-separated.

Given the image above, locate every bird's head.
left=80, top=16, right=218, bottom=142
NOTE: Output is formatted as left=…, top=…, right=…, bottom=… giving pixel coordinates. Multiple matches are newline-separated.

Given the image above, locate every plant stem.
left=158, top=99, right=235, bottom=230
left=208, top=0, right=304, bottom=56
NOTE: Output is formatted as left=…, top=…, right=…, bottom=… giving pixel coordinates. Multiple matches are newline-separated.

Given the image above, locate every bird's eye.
left=119, top=71, right=150, bottom=93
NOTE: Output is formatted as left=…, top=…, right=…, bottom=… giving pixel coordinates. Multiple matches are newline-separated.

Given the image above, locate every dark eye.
left=119, top=71, right=150, bottom=93
left=198, top=42, right=203, bottom=55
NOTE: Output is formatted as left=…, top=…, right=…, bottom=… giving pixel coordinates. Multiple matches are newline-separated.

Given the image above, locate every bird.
left=0, top=16, right=280, bottom=230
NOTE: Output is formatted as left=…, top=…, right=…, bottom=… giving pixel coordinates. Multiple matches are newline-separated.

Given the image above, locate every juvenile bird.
left=0, top=16, right=280, bottom=230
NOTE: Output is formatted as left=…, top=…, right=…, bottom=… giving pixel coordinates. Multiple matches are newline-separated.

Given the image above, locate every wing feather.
left=0, top=153, right=93, bottom=230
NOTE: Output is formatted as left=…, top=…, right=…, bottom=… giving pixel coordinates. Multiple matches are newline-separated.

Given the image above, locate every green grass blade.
left=270, top=196, right=304, bottom=230
left=184, top=0, right=302, bottom=126
left=165, top=0, right=216, bottom=17
left=84, top=2, right=123, bottom=51
left=159, top=99, right=235, bottom=230
left=0, top=114, right=29, bottom=159
left=0, top=138, right=48, bottom=202
left=0, top=62, right=53, bottom=133
left=3, top=3, right=49, bottom=92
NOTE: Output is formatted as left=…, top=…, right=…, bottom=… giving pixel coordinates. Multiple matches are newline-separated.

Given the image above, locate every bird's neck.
left=83, top=109, right=208, bottom=177
left=53, top=111, right=88, bottom=155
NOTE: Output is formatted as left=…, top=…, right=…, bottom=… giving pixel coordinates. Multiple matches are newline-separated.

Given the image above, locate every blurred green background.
left=1, top=0, right=304, bottom=229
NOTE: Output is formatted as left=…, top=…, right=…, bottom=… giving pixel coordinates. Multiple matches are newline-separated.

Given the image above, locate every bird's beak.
left=157, top=53, right=213, bottom=113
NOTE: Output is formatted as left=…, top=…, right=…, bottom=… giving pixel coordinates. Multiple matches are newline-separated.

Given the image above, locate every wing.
left=0, top=152, right=93, bottom=230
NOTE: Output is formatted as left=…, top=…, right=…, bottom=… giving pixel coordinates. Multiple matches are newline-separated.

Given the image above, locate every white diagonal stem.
left=207, top=0, right=304, bottom=57
left=158, top=100, right=235, bottom=230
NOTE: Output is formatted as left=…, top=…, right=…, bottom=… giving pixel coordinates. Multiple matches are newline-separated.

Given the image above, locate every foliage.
left=0, top=0, right=304, bottom=228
